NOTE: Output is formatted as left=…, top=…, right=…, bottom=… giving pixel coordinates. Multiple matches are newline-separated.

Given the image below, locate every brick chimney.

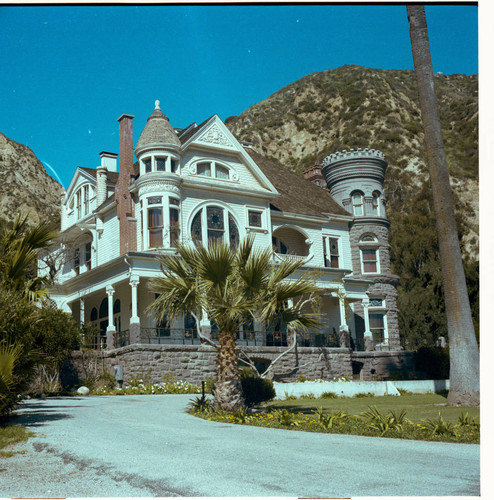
left=116, top=113, right=137, bottom=255
left=303, top=164, right=326, bottom=188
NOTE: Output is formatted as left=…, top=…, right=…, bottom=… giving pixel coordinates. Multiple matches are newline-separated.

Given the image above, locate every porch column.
left=199, top=307, right=211, bottom=340
left=79, top=298, right=85, bottom=326
left=338, top=294, right=351, bottom=348
left=362, top=299, right=375, bottom=351
left=129, top=276, right=141, bottom=344
left=105, top=285, right=115, bottom=349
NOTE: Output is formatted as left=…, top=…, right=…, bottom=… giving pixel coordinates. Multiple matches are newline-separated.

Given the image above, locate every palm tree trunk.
left=407, top=5, right=479, bottom=406
left=214, top=331, right=245, bottom=412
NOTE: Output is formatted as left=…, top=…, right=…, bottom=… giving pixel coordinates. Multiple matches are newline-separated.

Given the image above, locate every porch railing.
left=137, top=328, right=339, bottom=348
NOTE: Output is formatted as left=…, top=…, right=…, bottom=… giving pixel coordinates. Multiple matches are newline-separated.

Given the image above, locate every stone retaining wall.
left=63, top=345, right=414, bottom=386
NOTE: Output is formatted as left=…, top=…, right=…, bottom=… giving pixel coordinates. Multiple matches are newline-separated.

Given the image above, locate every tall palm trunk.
left=407, top=5, right=479, bottom=406
left=214, top=331, right=245, bottom=411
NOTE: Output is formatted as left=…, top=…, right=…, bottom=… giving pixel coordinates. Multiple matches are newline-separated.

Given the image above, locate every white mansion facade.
left=44, top=101, right=400, bottom=352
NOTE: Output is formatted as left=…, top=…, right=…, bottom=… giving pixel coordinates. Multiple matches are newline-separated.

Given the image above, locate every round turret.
left=134, top=100, right=181, bottom=158
left=321, top=148, right=387, bottom=218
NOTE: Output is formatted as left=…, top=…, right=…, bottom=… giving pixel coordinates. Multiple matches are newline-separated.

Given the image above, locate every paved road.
left=1, top=395, right=480, bottom=497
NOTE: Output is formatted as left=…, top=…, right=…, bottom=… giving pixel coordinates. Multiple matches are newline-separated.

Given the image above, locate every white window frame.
left=368, top=298, right=388, bottom=344
left=322, top=235, right=341, bottom=269
left=360, top=247, right=380, bottom=274
left=140, top=154, right=180, bottom=175
left=195, top=160, right=231, bottom=180
left=246, top=207, right=265, bottom=230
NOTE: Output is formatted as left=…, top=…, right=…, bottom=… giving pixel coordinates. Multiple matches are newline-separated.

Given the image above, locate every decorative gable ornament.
left=197, top=124, right=235, bottom=149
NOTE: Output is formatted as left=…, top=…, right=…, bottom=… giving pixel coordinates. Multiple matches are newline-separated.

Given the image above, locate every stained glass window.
left=229, top=214, right=239, bottom=248
left=248, top=210, right=262, bottom=228
left=207, top=206, right=224, bottom=245
left=191, top=210, right=202, bottom=246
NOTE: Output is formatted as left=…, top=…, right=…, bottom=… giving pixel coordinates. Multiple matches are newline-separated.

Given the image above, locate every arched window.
left=359, top=234, right=379, bottom=274
left=99, top=298, right=108, bottom=319
left=190, top=205, right=239, bottom=248
left=195, top=161, right=230, bottom=180
left=371, top=191, right=381, bottom=216
left=351, top=191, right=364, bottom=216
left=90, top=307, right=98, bottom=322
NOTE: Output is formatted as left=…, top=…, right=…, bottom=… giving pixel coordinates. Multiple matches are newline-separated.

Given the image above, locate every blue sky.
left=0, top=4, right=478, bottom=188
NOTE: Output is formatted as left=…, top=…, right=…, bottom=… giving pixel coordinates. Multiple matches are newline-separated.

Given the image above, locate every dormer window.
left=72, top=184, right=94, bottom=221
left=195, top=161, right=230, bottom=180
left=197, top=162, right=211, bottom=177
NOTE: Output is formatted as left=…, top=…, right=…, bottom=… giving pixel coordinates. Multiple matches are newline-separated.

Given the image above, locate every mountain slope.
left=0, top=132, right=63, bottom=225
left=226, top=65, right=478, bottom=259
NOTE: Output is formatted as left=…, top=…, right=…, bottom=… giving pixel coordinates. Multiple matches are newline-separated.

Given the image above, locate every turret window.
left=361, top=249, right=378, bottom=273
left=148, top=208, right=163, bottom=248
left=145, top=197, right=180, bottom=249
left=352, top=191, right=364, bottom=216
left=140, top=155, right=180, bottom=175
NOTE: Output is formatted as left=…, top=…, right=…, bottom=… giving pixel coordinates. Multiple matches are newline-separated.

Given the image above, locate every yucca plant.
left=362, top=406, right=411, bottom=436
left=273, top=409, right=300, bottom=427
left=313, top=407, right=347, bottom=430
left=421, top=412, right=459, bottom=437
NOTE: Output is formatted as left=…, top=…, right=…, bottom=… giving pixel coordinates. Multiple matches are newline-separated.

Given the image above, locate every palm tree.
left=407, top=5, right=479, bottom=406
left=0, top=214, right=58, bottom=302
left=149, top=237, right=319, bottom=412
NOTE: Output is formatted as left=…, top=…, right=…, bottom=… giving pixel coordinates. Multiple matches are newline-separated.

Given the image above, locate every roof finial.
left=155, top=100, right=160, bottom=110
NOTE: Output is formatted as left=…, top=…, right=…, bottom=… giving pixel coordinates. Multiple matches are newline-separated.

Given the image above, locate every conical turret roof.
left=135, top=100, right=181, bottom=156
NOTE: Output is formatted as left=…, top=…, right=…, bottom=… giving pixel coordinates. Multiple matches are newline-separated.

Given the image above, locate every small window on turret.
left=351, top=191, right=364, bottom=216
left=157, top=157, right=166, bottom=171
left=144, top=158, right=152, bottom=173
left=170, top=159, right=178, bottom=173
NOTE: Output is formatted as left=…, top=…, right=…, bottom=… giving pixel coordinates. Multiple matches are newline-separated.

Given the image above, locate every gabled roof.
left=245, top=149, right=350, bottom=218
left=178, top=116, right=212, bottom=144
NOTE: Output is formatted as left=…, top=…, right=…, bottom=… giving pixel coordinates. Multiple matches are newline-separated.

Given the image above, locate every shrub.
left=414, top=347, right=450, bottom=379
left=97, top=369, right=116, bottom=390
left=421, top=413, right=459, bottom=437
left=320, top=391, right=339, bottom=399
left=353, top=392, right=374, bottom=398
left=241, top=376, right=275, bottom=407
left=273, top=409, right=299, bottom=427
left=189, top=395, right=211, bottom=413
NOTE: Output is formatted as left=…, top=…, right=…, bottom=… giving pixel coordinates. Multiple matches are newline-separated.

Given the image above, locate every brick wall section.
left=116, top=114, right=137, bottom=255
left=65, top=345, right=413, bottom=386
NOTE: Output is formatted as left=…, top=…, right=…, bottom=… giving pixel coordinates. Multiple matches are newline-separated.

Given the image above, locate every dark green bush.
left=414, top=346, right=450, bottom=379
left=240, top=373, right=275, bottom=407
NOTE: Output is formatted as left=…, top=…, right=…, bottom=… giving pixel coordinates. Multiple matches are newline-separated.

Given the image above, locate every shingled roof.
left=79, top=167, right=120, bottom=184
left=245, top=149, right=351, bottom=218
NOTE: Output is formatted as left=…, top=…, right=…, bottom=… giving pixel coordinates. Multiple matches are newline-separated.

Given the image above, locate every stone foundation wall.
left=351, top=351, right=415, bottom=381
left=64, top=345, right=414, bottom=386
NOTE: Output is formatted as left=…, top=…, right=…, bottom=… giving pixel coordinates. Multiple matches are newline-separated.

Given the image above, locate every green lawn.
left=264, top=393, right=480, bottom=424
left=0, top=425, right=34, bottom=458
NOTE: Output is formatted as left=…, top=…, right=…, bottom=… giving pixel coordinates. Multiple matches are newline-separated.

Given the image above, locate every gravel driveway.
left=2, top=394, right=480, bottom=497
